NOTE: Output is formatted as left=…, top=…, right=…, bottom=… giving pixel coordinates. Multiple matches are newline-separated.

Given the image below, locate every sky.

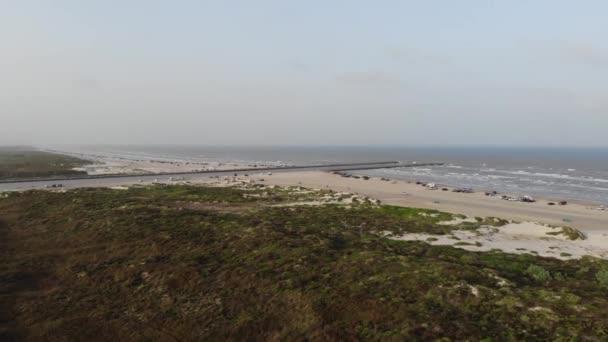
left=1, top=1, right=607, bottom=146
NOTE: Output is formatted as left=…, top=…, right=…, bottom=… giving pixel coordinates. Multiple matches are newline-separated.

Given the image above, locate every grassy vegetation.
left=379, top=206, right=508, bottom=233
left=546, top=226, right=587, bottom=240
left=1, top=185, right=608, bottom=340
left=0, top=147, right=90, bottom=180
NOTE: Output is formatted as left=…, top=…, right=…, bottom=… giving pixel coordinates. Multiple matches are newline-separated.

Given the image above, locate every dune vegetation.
left=1, top=184, right=608, bottom=341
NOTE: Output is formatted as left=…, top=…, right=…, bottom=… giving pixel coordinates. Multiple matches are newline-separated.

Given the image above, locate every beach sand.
left=26, top=168, right=608, bottom=260
left=255, top=171, right=608, bottom=233
left=384, top=221, right=608, bottom=260
left=56, top=154, right=608, bottom=234
left=186, top=171, right=608, bottom=259
left=73, top=158, right=259, bottom=175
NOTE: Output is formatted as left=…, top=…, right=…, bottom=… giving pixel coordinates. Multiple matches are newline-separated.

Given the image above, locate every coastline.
left=255, top=171, right=608, bottom=233
left=41, top=146, right=608, bottom=204
left=3, top=157, right=608, bottom=259
left=39, top=148, right=264, bottom=175
left=25, top=149, right=608, bottom=233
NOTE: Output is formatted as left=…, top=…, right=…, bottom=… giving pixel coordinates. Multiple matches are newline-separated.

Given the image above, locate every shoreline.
left=255, top=171, right=608, bottom=233
left=348, top=169, right=608, bottom=208
left=17, top=149, right=608, bottom=232
left=42, top=147, right=607, bottom=207
left=344, top=171, right=605, bottom=208
left=38, top=148, right=256, bottom=175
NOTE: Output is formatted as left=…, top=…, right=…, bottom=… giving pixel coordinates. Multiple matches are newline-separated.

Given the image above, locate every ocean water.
left=47, top=145, right=608, bottom=204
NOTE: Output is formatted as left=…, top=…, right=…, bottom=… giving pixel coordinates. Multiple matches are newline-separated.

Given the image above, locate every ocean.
left=47, top=145, right=608, bottom=204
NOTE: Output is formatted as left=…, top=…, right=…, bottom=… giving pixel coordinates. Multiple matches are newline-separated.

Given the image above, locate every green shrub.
left=554, top=272, right=566, bottom=281
left=526, top=264, right=552, bottom=282
left=596, top=269, right=608, bottom=288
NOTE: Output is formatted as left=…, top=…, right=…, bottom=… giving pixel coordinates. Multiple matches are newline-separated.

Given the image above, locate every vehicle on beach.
left=520, top=195, right=536, bottom=203
left=500, top=194, right=538, bottom=203
left=453, top=187, right=474, bottom=193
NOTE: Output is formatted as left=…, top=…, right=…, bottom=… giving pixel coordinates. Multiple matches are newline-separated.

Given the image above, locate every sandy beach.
left=69, top=155, right=262, bottom=175
left=237, top=170, right=607, bottom=260
left=54, top=153, right=608, bottom=234
left=159, top=170, right=608, bottom=260
left=254, top=171, right=608, bottom=233
left=40, top=150, right=608, bottom=234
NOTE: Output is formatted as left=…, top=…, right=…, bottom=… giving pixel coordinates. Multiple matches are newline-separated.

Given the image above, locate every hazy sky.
left=1, top=1, right=607, bottom=146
